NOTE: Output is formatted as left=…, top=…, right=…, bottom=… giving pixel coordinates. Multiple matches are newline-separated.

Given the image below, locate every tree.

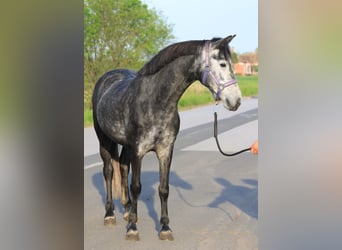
left=84, top=0, right=174, bottom=109
left=230, top=47, right=238, bottom=64
left=238, top=52, right=258, bottom=64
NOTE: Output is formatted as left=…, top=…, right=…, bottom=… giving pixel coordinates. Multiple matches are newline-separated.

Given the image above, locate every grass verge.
left=84, top=108, right=93, bottom=127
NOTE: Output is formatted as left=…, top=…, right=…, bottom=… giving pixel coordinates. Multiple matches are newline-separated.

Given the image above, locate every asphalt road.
left=84, top=98, right=258, bottom=250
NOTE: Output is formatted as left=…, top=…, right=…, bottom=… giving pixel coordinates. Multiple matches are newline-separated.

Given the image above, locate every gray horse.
left=92, top=35, right=241, bottom=241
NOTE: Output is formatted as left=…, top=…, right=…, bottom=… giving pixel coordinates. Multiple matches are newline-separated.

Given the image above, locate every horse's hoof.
left=126, top=222, right=139, bottom=241
left=126, top=229, right=139, bottom=241
left=159, top=225, right=174, bottom=241
left=104, top=216, right=116, bottom=226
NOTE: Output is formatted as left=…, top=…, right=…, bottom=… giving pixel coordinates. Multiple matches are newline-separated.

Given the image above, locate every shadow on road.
left=92, top=170, right=192, bottom=232
left=208, top=178, right=258, bottom=219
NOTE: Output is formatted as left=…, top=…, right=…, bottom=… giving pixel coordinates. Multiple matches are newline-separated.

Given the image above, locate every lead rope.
left=213, top=104, right=251, bottom=156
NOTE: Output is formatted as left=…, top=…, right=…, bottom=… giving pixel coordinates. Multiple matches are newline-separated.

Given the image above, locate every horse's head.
left=199, top=35, right=242, bottom=111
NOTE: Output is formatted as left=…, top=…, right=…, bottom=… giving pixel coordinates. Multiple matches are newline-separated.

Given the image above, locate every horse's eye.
left=220, top=63, right=226, bottom=67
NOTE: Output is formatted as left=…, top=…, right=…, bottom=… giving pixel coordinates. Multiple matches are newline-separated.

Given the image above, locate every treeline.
left=84, top=0, right=174, bottom=110
left=231, top=48, right=258, bottom=64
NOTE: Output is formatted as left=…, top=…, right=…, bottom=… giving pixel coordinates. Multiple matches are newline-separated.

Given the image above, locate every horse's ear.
left=213, top=34, right=236, bottom=49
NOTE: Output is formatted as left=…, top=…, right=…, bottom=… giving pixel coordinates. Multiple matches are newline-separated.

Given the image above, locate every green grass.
left=84, top=108, right=93, bottom=127
left=237, top=75, right=258, bottom=97
left=84, top=75, right=258, bottom=126
left=178, top=82, right=214, bottom=109
left=178, top=75, right=258, bottom=109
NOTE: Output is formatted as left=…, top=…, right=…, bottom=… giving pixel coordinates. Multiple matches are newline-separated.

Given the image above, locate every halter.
left=201, top=41, right=238, bottom=101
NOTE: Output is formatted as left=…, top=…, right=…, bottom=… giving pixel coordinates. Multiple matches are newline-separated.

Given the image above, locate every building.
left=234, top=62, right=258, bottom=76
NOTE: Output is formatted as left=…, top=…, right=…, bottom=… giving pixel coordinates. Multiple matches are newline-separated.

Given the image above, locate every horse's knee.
left=159, top=185, right=169, bottom=199
left=130, top=182, right=141, bottom=198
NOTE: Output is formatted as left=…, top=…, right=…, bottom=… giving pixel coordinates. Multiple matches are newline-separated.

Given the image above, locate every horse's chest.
left=136, top=126, right=176, bottom=155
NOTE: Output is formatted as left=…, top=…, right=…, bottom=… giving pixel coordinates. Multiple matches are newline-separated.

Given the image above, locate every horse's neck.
left=149, top=56, right=198, bottom=108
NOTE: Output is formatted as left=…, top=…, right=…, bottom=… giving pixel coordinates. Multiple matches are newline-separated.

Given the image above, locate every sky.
left=143, top=0, right=258, bottom=53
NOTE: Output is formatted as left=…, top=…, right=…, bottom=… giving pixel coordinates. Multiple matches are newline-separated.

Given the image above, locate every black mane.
left=138, top=38, right=231, bottom=76
left=138, top=40, right=205, bottom=76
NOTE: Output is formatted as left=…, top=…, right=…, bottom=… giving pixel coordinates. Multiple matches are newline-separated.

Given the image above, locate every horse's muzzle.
left=225, top=98, right=241, bottom=111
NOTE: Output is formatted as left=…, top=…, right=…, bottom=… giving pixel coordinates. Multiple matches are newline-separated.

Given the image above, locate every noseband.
left=201, top=41, right=237, bottom=101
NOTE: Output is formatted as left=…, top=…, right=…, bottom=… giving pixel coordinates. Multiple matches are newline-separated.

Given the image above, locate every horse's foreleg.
left=126, top=154, right=141, bottom=241
left=157, top=145, right=174, bottom=241
left=120, top=146, right=131, bottom=221
left=100, top=145, right=116, bottom=225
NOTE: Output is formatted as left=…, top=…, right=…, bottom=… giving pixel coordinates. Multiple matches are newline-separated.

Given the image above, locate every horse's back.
left=92, top=69, right=136, bottom=108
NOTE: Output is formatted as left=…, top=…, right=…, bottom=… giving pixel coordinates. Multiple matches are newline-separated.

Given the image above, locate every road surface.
left=84, top=98, right=258, bottom=250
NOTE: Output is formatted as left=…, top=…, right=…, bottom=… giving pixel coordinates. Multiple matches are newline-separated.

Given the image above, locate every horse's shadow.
left=92, top=172, right=257, bottom=232
left=92, top=170, right=192, bottom=231
left=208, top=178, right=258, bottom=219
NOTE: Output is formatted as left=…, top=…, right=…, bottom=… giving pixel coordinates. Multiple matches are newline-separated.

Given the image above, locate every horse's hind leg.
left=126, top=153, right=142, bottom=241
left=100, top=142, right=118, bottom=225
left=119, top=146, right=131, bottom=221
left=156, top=144, right=175, bottom=241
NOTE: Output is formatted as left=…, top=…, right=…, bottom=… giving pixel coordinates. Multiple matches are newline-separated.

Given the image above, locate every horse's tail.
left=111, top=159, right=121, bottom=199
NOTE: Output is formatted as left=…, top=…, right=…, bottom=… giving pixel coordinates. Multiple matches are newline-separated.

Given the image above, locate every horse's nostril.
left=225, top=98, right=241, bottom=111
left=233, top=98, right=241, bottom=110
left=225, top=99, right=231, bottom=108
left=237, top=98, right=241, bottom=107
